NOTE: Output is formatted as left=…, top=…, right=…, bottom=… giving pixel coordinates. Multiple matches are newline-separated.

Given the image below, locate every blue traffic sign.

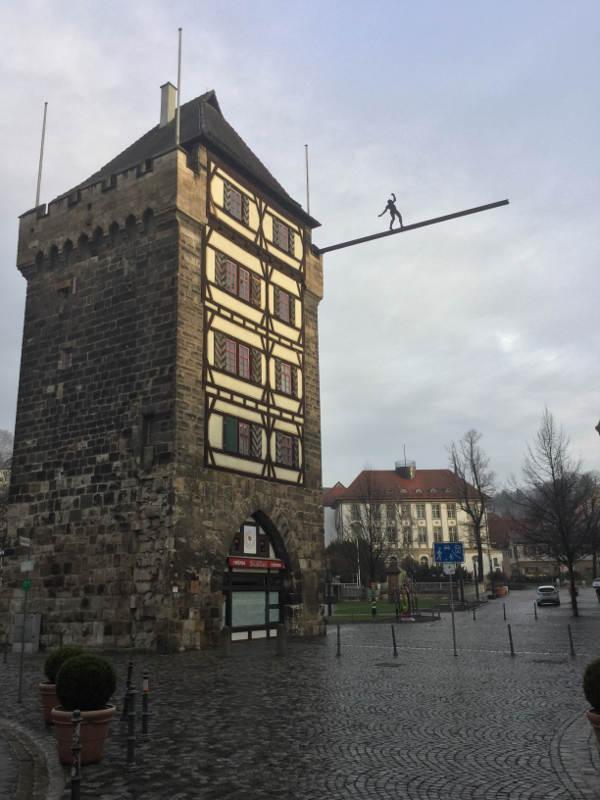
left=434, top=542, right=464, bottom=563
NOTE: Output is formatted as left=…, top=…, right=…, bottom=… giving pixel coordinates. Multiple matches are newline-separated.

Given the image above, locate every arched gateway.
left=223, top=513, right=296, bottom=641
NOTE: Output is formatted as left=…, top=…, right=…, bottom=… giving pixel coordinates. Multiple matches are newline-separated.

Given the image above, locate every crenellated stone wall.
left=2, top=139, right=325, bottom=651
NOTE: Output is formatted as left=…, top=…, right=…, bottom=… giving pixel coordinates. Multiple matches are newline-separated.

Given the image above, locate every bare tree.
left=515, top=409, right=594, bottom=616
left=448, top=430, right=495, bottom=583
left=343, top=471, right=388, bottom=586
left=578, top=472, right=600, bottom=580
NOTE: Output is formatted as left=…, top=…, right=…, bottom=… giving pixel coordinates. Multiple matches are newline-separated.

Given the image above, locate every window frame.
left=277, top=289, right=290, bottom=322
left=273, top=217, right=293, bottom=254
left=223, top=415, right=262, bottom=460
left=223, top=181, right=249, bottom=225
left=275, top=431, right=299, bottom=468
left=224, top=337, right=252, bottom=381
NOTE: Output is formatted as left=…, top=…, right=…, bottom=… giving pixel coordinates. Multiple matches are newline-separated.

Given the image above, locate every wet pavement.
left=1, top=587, right=599, bottom=799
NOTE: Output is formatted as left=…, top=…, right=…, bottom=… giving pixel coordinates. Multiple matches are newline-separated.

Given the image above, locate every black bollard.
left=221, top=625, right=231, bottom=657
left=472, top=606, right=476, bottom=621
left=567, top=624, right=575, bottom=657
left=121, top=661, right=134, bottom=721
left=533, top=601, right=538, bottom=620
left=141, top=670, right=149, bottom=740
left=507, top=623, right=515, bottom=656
left=126, top=686, right=137, bottom=772
left=70, top=709, right=82, bottom=800
left=391, top=624, right=398, bottom=657
left=276, top=623, right=287, bottom=657
left=503, top=602, right=506, bottom=621
left=336, top=623, right=341, bottom=657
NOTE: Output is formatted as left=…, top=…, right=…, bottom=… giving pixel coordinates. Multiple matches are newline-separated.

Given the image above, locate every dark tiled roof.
left=324, top=469, right=481, bottom=503
left=64, top=90, right=319, bottom=227
left=323, top=483, right=346, bottom=506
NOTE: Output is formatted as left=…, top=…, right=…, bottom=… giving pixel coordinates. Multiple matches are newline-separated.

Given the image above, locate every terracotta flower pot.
left=51, top=705, right=116, bottom=765
left=587, top=709, right=600, bottom=747
left=39, top=682, right=58, bottom=725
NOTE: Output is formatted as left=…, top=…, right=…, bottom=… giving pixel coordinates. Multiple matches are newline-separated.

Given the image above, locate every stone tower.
left=2, top=85, right=325, bottom=649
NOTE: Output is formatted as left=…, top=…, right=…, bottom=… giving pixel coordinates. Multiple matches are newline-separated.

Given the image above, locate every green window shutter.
left=275, top=433, right=283, bottom=463
left=289, top=295, right=296, bottom=327
left=223, top=416, right=238, bottom=453
left=292, top=366, right=298, bottom=397
left=242, top=196, right=249, bottom=226
left=251, top=275, right=261, bottom=307
left=292, top=438, right=299, bottom=468
left=251, top=424, right=262, bottom=459
left=251, top=347, right=262, bottom=384
left=215, top=252, right=227, bottom=288
left=214, top=332, right=226, bottom=370
left=289, top=230, right=295, bottom=256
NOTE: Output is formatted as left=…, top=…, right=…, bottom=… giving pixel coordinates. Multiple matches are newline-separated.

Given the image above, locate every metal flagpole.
left=305, top=144, right=310, bottom=215
left=175, top=28, right=182, bottom=147
left=35, top=102, right=48, bottom=207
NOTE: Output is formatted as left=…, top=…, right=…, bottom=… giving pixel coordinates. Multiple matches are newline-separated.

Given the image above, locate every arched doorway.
left=222, top=514, right=290, bottom=641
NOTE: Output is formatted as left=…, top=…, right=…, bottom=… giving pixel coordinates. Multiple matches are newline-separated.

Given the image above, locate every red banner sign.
left=228, top=557, right=285, bottom=570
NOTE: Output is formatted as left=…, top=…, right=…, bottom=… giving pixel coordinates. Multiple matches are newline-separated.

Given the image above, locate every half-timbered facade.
left=204, top=162, right=308, bottom=485
left=2, top=84, right=325, bottom=650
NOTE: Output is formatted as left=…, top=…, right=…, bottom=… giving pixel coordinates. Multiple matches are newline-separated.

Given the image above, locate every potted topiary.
left=583, top=656, right=600, bottom=745
left=40, top=646, right=84, bottom=725
left=51, top=653, right=117, bottom=765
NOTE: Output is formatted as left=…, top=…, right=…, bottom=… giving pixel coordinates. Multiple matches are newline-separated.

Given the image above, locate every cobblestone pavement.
left=1, top=587, right=599, bottom=799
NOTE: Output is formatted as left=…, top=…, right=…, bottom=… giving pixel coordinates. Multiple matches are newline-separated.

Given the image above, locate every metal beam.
left=316, top=199, right=509, bottom=255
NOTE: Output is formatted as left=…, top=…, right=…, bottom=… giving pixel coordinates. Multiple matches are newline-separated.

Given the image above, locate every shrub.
left=44, top=646, right=85, bottom=684
left=56, top=653, right=116, bottom=712
left=583, top=657, right=600, bottom=711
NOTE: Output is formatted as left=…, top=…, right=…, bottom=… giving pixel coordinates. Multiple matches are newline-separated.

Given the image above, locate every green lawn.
left=327, top=596, right=440, bottom=623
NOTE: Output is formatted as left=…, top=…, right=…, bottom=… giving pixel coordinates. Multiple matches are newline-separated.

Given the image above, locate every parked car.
left=592, top=577, right=600, bottom=589
left=536, top=585, right=560, bottom=606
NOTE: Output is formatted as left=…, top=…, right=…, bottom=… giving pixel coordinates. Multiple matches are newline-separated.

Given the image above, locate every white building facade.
left=323, top=463, right=504, bottom=578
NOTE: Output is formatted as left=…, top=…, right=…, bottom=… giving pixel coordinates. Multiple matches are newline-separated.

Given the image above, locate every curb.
left=0, top=717, right=65, bottom=800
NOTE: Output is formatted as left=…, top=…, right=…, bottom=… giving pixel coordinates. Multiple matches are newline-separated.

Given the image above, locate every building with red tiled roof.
left=324, top=462, right=504, bottom=578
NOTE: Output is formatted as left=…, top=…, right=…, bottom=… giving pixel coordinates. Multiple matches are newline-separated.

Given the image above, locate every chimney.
left=160, top=82, right=177, bottom=127
left=395, top=460, right=416, bottom=480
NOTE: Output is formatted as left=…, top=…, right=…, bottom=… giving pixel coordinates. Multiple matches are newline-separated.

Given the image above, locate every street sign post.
left=433, top=541, right=464, bottom=658
left=434, top=542, right=464, bottom=563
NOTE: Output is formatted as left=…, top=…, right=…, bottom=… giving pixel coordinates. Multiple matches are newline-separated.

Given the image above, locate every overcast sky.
left=1, top=1, right=599, bottom=491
